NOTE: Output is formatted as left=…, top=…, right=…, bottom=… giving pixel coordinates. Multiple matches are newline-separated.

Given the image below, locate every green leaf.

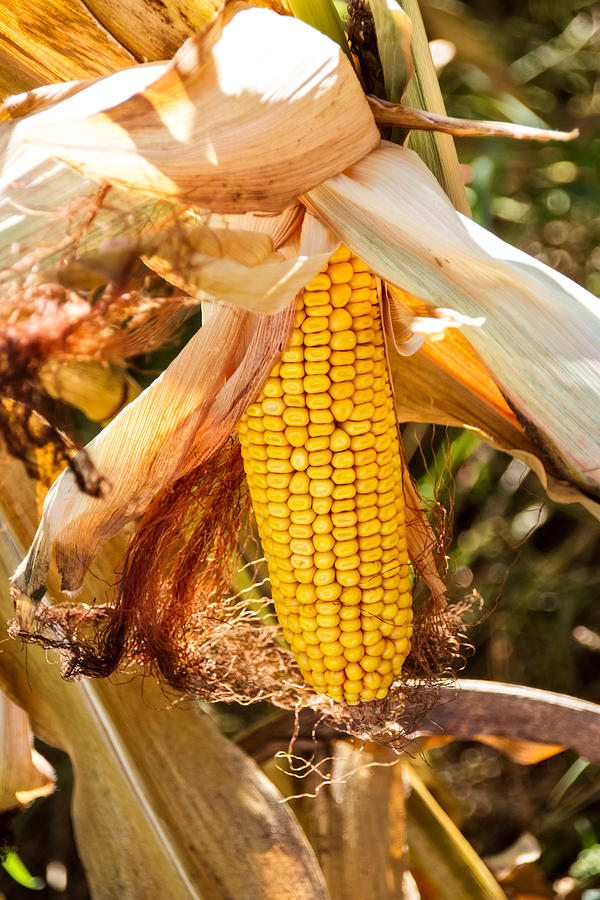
left=2, top=851, right=44, bottom=891
left=287, top=0, right=354, bottom=65
left=370, top=0, right=414, bottom=103
left=398, top=0, right=470, bottom=214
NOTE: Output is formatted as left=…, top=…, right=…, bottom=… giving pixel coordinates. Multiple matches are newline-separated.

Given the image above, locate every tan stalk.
left=368, top=96, right=579, bottom=141
left=0, top=448, right=329, bottom=899
left=295, top=740, right=408, bottom=899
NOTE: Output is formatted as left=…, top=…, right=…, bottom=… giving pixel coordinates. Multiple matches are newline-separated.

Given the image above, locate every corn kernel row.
left=238, top=246, right=412, bottom=704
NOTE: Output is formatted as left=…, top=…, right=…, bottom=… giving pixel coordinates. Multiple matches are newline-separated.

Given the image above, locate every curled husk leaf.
left=15, top=2, right=380, bottom=213
left=13, top=302, right=295, bottom=599
left=0, top=690, right=55, bottom=813
left=305, top=141, right=600, bottom=513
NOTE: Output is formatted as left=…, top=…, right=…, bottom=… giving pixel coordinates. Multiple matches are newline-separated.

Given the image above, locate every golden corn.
left=238, top=246, right=412, bottom=704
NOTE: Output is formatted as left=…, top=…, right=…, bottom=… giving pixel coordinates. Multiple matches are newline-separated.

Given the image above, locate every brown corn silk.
left=238, top=247, right=413, bottom=704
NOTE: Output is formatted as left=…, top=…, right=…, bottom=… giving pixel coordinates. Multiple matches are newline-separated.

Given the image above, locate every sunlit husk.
left=0, top=690, right=54, bottom=812
left=140, top=221, right=335, bottom=312
left=0, top=0, right=222, bottom=104
left=16, top=2, right=379, bottom=214
left=13, top=302, right=295, bottom=598
left=11, top=213, right=338, bottom=602
left=0, top=132, right=328, bottom=314
left=305, top=142, right=600, bottom=510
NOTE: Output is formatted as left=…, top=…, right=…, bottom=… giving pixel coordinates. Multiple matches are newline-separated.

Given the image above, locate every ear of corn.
left=238, top=246, right=412, bottom=705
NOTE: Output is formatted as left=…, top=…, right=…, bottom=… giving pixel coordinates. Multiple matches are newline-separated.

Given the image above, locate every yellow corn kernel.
left=238, top=247, right=413, bottom=704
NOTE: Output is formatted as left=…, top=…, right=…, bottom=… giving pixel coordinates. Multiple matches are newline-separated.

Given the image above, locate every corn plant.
left=0, top=0, right=599, bottom=896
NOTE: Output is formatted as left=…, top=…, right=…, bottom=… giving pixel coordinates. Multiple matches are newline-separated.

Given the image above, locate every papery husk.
left=0, top=116, right=328, bottom=316
left=12, top=300, right=295, bottom=600
left=0, top=690, right=54, bottom=813
left=0, top=97, right=177, bottom=284
left=11, top=211, right=337, bottom=602
left=305, top=141, right=600, bottom=513
left=16, top=2, right=380, bottom=214
left=0, top=450, right=330, bottom=900
left=138, top=220, right=335, bottom=312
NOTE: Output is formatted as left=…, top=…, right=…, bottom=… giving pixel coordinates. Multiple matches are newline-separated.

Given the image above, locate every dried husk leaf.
left=305, top=142, right=600, bottom=511
left=17, top=2, right=380, bottom=214
left=389, top=327, right=594, bottom=510
left=139, top=221, right=333, bottom=312
left=0, top=690, right=54, bottom=812
left=13, top=302, right=295, bottom=600
left=1, top=116, right=325, bottom=316
left=0, top=84, right=178, bottom=283
left=12, top=210, right=338, bottom=603
left=0, top=451, right=328, bottom=899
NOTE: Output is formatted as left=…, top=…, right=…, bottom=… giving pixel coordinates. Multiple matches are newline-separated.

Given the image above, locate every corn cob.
left=238, top=246, right=412, bottom=704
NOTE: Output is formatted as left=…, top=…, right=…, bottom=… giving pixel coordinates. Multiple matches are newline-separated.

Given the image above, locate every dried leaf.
left=0, top=690, right=54, bottom=812
left=406, top=764, right=507, bottom=900
left=417, top=680, right=600, bottom=766
left=305, top=142, right=600, bottom=512
left=13, top=303, right=295, bottom=600
left=0, top=453, right=329, bottom=899
left=388, top=327, right=591, bottom=509
left=473, top=735, right=565, bottom=766
left=368, top=96, right=578, bottom=141
left=18, top=3, right=380, bottom=214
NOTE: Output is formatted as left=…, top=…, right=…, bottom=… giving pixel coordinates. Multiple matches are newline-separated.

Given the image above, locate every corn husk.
left=0, top=689, right=54, bottom=812
left=0, top=450, right=329, bottom=899
left=11, top=209, right=341, bottom=600
left=305, top=142, right=600, bottom=512
left=14, top=2, right=379, bottom=214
